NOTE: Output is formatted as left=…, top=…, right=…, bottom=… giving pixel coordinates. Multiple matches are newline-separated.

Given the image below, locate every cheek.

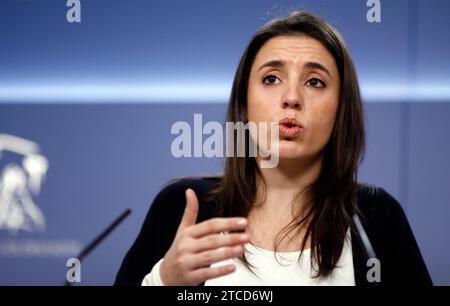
left=308, top=99, right=338, bottom=146
left=247, top=84, right=273, bottom=123
left=246, top=83, right=257, bottom=122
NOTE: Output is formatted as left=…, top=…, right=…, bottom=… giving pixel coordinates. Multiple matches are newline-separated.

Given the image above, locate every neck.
left=254, top=154, right=323, bottom=217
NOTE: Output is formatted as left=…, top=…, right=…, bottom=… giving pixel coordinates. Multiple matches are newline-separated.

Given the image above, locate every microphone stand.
left=64, top=208, right=131, bottom=286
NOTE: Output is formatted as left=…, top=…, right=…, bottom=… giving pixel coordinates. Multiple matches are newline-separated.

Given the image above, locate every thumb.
left=178, top=188, right=199, bottom=231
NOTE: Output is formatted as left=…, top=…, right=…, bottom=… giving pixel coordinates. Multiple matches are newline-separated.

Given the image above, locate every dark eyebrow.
left=258, top=60, right=285, bottom=71
left=304, top=61, right=332, bottom=78
left=258, top=60, right=332, bottom=78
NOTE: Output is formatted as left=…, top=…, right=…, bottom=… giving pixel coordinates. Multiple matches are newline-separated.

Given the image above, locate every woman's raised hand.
left=159, top=189, right=249, bottom=286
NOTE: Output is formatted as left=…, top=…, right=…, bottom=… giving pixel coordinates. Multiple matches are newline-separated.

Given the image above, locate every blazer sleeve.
left=114, top=178, right=217, bottom=286
left=381, top=189, right=433, bottom=285
left=114, top=185, right=177, bottom=286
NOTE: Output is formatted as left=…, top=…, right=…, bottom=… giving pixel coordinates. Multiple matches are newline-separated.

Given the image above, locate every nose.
left=281, top=82, right=302, bottom=110
left=282, top=98, right=301, bottom=109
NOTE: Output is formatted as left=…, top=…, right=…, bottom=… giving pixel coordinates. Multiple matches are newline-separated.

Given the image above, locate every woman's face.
left=247, top=35, right=340, bottom=163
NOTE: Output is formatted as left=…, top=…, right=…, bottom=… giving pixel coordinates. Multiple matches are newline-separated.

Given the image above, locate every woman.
left=115, top=11, right=432, bottom=286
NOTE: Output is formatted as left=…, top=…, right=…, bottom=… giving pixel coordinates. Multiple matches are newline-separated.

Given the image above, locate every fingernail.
left=237, top=218, right=247, bottom=226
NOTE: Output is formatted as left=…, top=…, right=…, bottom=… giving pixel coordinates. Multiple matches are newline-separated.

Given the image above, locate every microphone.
left=352, top=213, right=380, bottom=286
left=64, top=208, right=132, bottom=286
left=352, top=213, right=376, bottom=259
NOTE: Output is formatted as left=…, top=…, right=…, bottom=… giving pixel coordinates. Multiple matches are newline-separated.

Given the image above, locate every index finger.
left=187, top=217, right=247, bottom=238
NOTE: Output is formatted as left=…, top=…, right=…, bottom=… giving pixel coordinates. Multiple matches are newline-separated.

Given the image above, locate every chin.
left=278, top=142, right=304, bottom=160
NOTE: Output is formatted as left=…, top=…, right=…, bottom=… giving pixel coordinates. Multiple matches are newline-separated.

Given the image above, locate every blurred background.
left=0, top=0, right=449, bottom=285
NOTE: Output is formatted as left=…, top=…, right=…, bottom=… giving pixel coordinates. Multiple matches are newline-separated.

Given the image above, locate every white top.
left=142, top=229, right=355, bottom=286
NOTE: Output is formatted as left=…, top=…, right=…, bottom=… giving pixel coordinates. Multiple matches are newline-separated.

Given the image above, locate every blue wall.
left=0, top=0, right=449, bottom=285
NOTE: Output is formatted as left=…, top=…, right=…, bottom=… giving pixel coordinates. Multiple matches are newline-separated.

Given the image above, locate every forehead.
left=253, top=35, right=337, bottom=71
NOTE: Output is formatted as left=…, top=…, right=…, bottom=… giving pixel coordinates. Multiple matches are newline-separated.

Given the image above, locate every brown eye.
left=306, top=78, right=326, bottom=88
left=262, top=75, right=280, bottom=85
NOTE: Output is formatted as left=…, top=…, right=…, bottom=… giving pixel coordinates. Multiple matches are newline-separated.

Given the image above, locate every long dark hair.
left=211, top=11, right=365, bottom=277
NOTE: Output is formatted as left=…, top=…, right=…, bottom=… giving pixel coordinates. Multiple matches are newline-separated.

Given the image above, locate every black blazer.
left=114, top=177, right=432, bottom=286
